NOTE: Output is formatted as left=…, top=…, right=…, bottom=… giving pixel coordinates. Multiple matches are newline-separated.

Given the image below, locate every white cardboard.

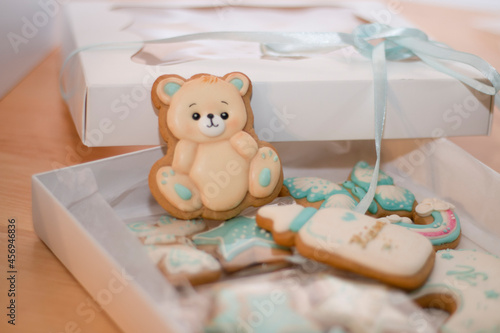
left=32, top=139, right=500, bottom=332
left=0, top=0, right=61, bottom=98
left=60, top=1, right=494, bottom=147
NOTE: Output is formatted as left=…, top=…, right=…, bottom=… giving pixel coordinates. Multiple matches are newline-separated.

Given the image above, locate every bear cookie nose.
left=198, top=112, right=225, bottom=137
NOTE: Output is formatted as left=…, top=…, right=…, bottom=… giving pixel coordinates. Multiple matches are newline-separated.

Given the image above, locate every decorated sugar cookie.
left=280, top=161, right=461, bottom=250
left=192, top=216, right=292, bottom=273
left=348, top=161, right=394, bottom=190
left=413, top=249, right=500, bottom=333
left=205, top=282, right=321, bottom=333
left=282, top=161, right=417, bottom=218
left=150, top=72, right=283, bottom=220
left=256, top=206, right=435, bottom=290
left=127, top=215, right=206, bottom=245
left=281, top=177, right=352, bottom=209
left=145, top=244, right=221, bottom=285
left=392, top=198, right=461, bottom=250
left=347, top=162, right=417, bottom=219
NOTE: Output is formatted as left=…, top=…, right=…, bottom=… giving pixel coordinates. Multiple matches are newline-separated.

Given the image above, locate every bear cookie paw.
left=249, top=147, right=281, bottom=198
left=156, top=166, right=202, bottom=212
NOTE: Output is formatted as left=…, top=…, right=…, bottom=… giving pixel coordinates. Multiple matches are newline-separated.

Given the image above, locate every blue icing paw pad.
left=174, top=183, right=192, bottom=200
left=259, top=168, right=271, bottom=187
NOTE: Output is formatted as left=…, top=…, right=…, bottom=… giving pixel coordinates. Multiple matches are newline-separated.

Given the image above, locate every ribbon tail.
left=395, top=37, right=500, bottom=95
left=355, top=41, right=387, bottom=214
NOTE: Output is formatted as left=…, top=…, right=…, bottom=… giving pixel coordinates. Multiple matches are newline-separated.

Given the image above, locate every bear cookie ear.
left=224, top=72, right=250, bottom=96
left=154, top=75, right=186, bottom=106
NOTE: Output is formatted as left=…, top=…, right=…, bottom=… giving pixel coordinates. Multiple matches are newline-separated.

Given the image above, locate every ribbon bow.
left=61, top=23, right=500, bottom=214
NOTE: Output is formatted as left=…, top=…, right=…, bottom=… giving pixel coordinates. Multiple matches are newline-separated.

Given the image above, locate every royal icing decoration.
left=146, top=244, right=220, bottom=276
left=283, top=177, right=349, bottom=203
left=342, top=181, right=379, bottom=214
left=415, top=197, right=455, bottom=217
left=393, top=198, right=461, bottom=248
left=257, top=206, right=434, bottom=289
left=127, top=215, right=206, bottom=245
left=320, top=193, right=358, bottom=210
left=206, top=285, right=321, bottom=333
left=283, top=161, right=416, bottom=217
left=149, top=72, right=283, bottom=219
left=376, top=214, right=413, bottom=224
left=349, top=161, right=394, bottom=191
left=413, top=249, right=500, bottom=333
left=298, top=208, right=433, bottom=279
left=374, top=185, right=415, bottom=212
left=282, top=161, right=460, bottom=249
left=192, top=216, right=291, bottom=271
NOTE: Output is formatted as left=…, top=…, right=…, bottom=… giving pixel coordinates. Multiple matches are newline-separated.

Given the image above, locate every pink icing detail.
left=418, top=209, right=456, bottom=238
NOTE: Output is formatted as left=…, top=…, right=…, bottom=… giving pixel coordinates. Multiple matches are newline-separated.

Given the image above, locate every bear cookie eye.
left=220, top=112, right=229, bottom=120
left=192, top=113, right=201, bottom=121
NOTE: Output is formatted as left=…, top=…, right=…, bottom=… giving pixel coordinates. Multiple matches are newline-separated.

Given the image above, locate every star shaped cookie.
left=193, top=216, right=292, bottom=272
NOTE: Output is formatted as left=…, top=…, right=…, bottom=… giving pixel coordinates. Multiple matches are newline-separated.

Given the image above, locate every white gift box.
left=60, top=1, right=494, bottom=147
left=0, top=1, right=61, bottom=98
left=32, top=138, right=500, bottom=332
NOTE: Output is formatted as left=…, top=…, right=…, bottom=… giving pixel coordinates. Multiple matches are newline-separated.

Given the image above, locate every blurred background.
left=1, top=0, right=500, bottom=99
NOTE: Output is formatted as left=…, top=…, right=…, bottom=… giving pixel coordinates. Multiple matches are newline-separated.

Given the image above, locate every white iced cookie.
left=256, top=206, right=435, bottom=290
left=205, top=280, right=322, bottom=333
left=256, top=204, right=308, bottom=247
left=413, top=249, right=500, bottom=333
left=127, top=215, right=206, bottom=245
left=145, top=244, right=221, bottom=285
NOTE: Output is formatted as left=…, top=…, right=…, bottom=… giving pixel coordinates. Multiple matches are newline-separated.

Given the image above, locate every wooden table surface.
left=1, top=2, right=499, bottom=332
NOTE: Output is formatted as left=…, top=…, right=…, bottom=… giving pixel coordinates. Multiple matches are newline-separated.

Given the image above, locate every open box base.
left=32, top=138, right=500, bottom=332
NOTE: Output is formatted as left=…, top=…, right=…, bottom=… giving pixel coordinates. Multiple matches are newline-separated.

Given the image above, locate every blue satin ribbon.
left=61, top=23, right=500, bottom=214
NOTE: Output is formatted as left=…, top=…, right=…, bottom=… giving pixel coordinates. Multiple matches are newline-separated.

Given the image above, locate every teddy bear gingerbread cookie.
left=149, top=72, right=283, bottom=220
